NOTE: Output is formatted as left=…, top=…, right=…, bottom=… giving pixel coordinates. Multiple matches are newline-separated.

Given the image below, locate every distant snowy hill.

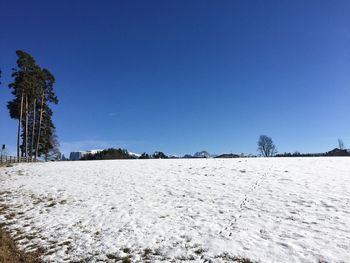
left=69, top=149, right=103, bottom=160
left=128, top=151, right=141, bottom=158
left=86, top=149, right=104, bottom=154
left=193, top=151, right=211, bottom=158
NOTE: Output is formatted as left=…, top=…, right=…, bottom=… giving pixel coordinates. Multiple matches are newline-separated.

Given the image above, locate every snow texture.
left=0, top=158, right=349, bottom=262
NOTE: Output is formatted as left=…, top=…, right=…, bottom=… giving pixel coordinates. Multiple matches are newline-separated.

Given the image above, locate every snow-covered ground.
left=0, top=158, right=349, bottom=262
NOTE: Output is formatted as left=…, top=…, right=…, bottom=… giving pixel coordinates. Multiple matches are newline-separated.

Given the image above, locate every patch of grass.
left=0, top=204, right=10, bottom=213
left=106, top=253, right=132, bottom=263
left=45, top=202, right=56, bottom=208
left=194, top=247, right=206, bottom=255
left=234, top=258, right=256, bottom=263
left=153, top=248, right=161, bottom=256
left=214, top=253, right=256, bottom=263
left=175, top=255, right=196, bottom=261
left=59, top=200, right=67, bottom=205
left=59, top=241, right=71, bottom=246
left=4, top=212, right=16, bottom=220
left=121, top=257, right=132, bottom=263
left=122, top=247, right=131, bottom=253
left=143, top=248, right=152, bottom=258
left=0, top=226, right=43, bottom=263
left=0, top=163, right=13, bottom=168
left=106, top=254, right=119, bottom=260
left=14, top=232, right=38, bottom=243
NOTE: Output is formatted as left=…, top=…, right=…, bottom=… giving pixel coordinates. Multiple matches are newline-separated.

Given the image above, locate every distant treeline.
left=79, top=147, right=349, bottom=161
left=81, top=148, right=132, bottom=160
left=80, top=149, right=169, bottom=160
left=139, top=152, right=168, bottom=159
left=276, top=152, right=324, bottom=157
left=276, top=148, right=350, bottom=157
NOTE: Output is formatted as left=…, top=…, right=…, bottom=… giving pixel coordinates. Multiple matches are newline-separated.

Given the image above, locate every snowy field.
left=0, top=158, right=349, bottom=263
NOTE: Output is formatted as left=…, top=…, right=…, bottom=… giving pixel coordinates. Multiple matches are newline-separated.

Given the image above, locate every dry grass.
left=0, top=225, right=43, bottom=263
left=214, top=252, right=257, bottom=263
left=0, top=188, right=43, bottom=263
left=0, top=163, right=13, bottom=168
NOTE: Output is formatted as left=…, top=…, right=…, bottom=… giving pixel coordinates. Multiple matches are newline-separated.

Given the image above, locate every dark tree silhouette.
left=258, top=135, right=277, bottom=157
left=81, top=148, right=133, bottom=160
left=8, top=51, right=38, bottom=160
left=139, top=152, right=151, bottom=159
left=8, top=50, right=59, bottom=161
left=35, top=69, right=58, bottom=161
left=152, top=151, right=168, bottom=159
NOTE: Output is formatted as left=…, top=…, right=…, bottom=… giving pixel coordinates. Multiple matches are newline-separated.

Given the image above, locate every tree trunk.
left=30, top=99, right=37, bottom=161
left=35, top=91, right=45, bottom=161
left=25, top=95, right=28, bottom=162
left=17, top=94, right=24, bottom=162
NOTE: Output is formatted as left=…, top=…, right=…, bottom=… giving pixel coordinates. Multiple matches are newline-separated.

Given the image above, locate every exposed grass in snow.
left=0, top=198, right=43, bottom=263
left=0, top=158, right=349, bottom=262
left=0, top=163, right=13, bottom=168
left=0, top=225, right=43, bottom=263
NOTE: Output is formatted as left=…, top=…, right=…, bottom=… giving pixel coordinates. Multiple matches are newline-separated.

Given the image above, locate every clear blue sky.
left=1, top=0, right=349, bottom=156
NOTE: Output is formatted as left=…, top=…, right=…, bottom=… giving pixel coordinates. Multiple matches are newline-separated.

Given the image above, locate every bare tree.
left=338, top=138, right=345, bottom=150
left=258, top=135, right=277, bottom=157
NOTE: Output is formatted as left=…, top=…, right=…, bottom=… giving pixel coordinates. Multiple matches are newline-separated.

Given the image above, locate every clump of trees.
left=80, top=150, right=169, bottom=160
left=139, top=152, right=151, bottom=159
left=135, top=151, right=169, bottom=159
left=81, top=148, right=133, bottom=160
left=258, top=135, right=277, bottom=157
left=152, top=151, right=168, bottom=159
left=7, top=50, right=59, bottom=161
left=275, top=152, right=325, bottom=157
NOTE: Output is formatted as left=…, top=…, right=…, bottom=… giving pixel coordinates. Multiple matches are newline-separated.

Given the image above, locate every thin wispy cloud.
left=108, top=112, right=119, bottom=117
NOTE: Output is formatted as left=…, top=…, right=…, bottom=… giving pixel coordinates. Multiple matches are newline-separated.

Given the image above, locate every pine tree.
left=8, top=51, right=38, bottom=160
left=39, top=111, right=57, bottom=161
left=35, top=69, right=58, bottom=161
left=8, top=50, right=59, bottom=162
left=29, top=68, right=41, bottom=161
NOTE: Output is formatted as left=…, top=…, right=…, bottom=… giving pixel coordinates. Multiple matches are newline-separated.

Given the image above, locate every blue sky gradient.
left=1, top=0, right=349, bottom=156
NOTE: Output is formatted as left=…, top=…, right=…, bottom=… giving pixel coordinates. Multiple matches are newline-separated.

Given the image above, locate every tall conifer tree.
left=8, top=51, right=38, bottom=160
left=8, top=50, right=59, bottom=161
